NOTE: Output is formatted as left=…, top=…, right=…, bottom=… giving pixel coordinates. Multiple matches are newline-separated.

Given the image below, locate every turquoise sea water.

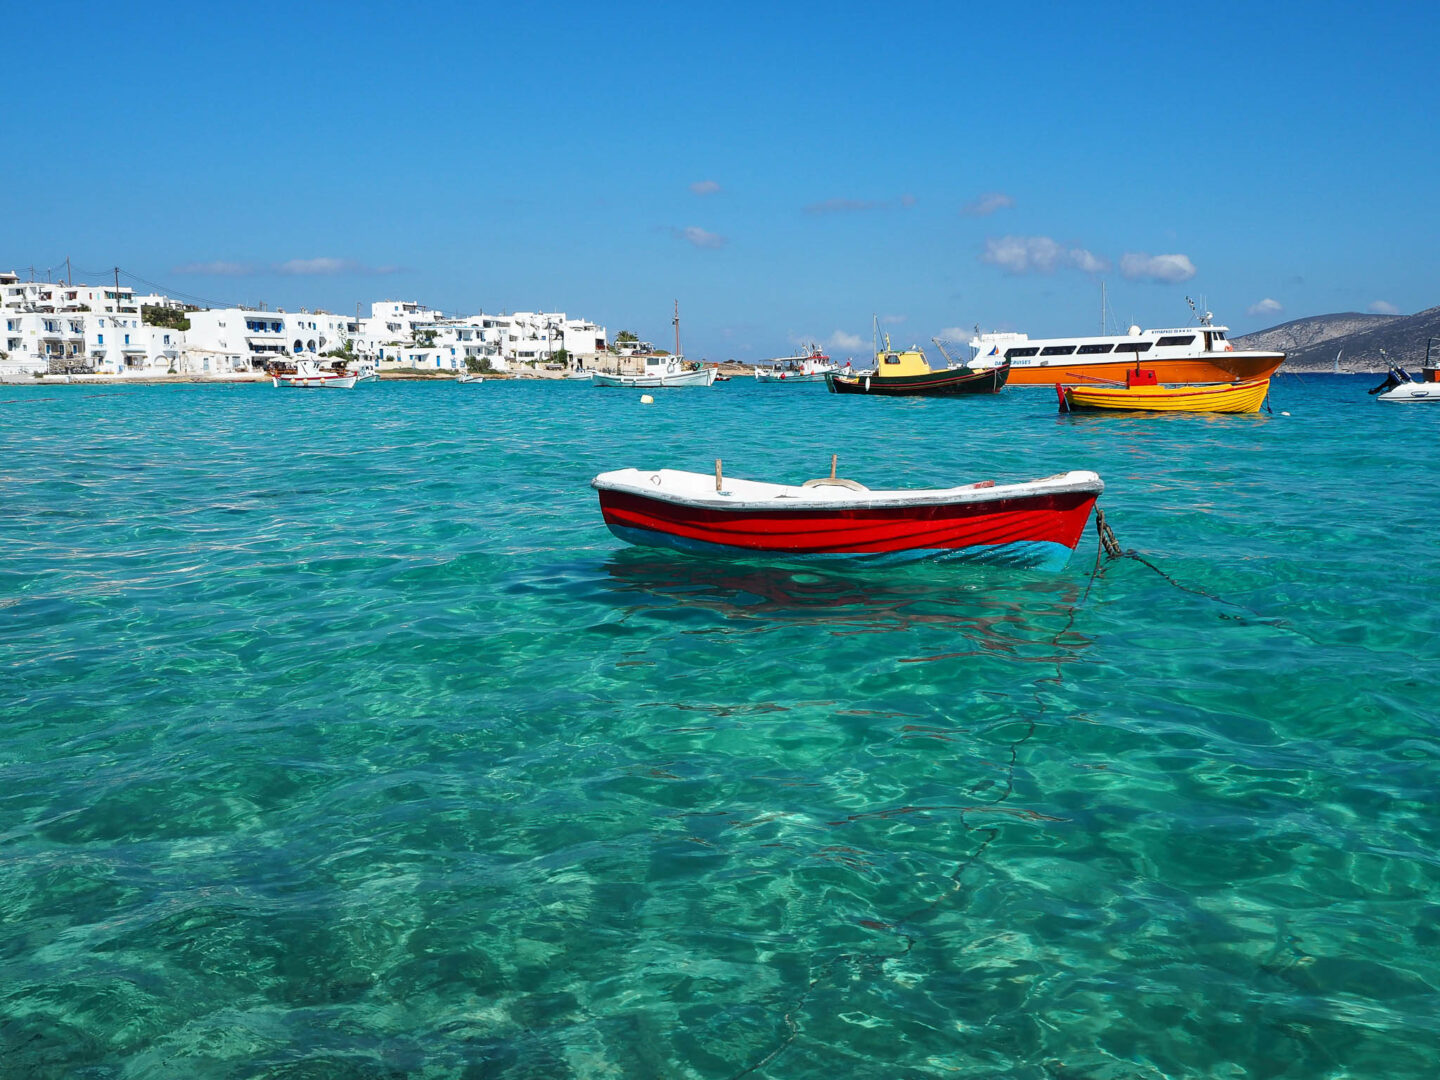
left=3, top=375, right=1438, bottom=1079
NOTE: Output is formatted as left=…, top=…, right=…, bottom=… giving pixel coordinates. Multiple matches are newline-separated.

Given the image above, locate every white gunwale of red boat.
left=593, top=468, right=1100, bottom=511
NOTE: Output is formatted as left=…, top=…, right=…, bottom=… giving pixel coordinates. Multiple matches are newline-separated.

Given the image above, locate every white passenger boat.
left=272, top=359, right=357, bottom=389
left=967, top=302, right=1285, bottom=386
left=456, top=372, right=485, bottom=384
left=754, top=345, right=838, bottom=383
left=592, top=355, right=717, bottom=388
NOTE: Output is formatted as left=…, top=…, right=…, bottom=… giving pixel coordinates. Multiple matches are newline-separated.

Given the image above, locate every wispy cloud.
left=961, top=192, right=1015, bottom=217
left=806, top=198, right=883, bottom=214
left=937, top=326, right=975, bottom=342
left=667, top=226, right=727, bottom=250
left=828, top=330, right=864, bottom=350
left=981, top=235, right=1108, bottom=275
left=804, top=194, right=915, bottom=215
left=689, top=180, right=721, bottom=196
left=173, top=260, right=255, bottom=276
left=276, top=257, right=397, bottom=276
left=1119, top=252, right=1196, bottom=283
left=880, top=314, right=907, bottom=324
left=1367, top=299, right=1400, bottom=314
left=1248, top=298, right=1284, bottom=317
left=175, top=257, right=398, bottom=277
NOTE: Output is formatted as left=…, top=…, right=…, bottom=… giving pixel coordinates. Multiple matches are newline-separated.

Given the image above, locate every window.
left=124, top=334, right=130, bottom=345
left=1039, top=345, right=1076, bottom=356
left=1155, top=335, right=1195, bottom=347
left=1004, top=346, right=1039, bottom=358
left=1077, top=343, right=1114, bottom=355
left=883, top=353, right=902, bottom=364
left=1114, top=342, right=1152, bottom=353
left=98, top=334, right=104, bottom=344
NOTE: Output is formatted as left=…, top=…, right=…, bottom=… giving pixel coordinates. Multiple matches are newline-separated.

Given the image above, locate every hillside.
left=1234, top=308, right=1440, bottom=372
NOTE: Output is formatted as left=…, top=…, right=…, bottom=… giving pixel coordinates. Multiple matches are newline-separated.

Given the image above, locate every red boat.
left=592, top=464, right=1103, bottom=570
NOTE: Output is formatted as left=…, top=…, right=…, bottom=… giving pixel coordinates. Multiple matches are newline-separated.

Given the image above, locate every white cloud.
left=173, top=260, right=254, bottom=276
left=690, top=180, right=721, bottom=196
left=1367, top=299, right=1400, bottom=314
left=880, top=314, right=906, bottom=324
left=937, top=326, right=974, bottom=342
left=828, top=331, right=864, bottom=350
left=1119, top=252, right=1196, bottom=283
left=981, top=235, right=1108, bottom=275
left=1248, top=298, right=1284, bottom=317
left=669, top=226, right=726, bottom=249
left=275, top=257, right=397, bottom=276
left=961, top=192, right=1015, bottom=216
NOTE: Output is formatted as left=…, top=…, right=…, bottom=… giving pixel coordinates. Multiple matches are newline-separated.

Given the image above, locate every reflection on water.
left=598, top=547, right=1095, bottom=662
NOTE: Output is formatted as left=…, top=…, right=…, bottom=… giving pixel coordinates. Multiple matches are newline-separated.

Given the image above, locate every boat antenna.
left=1100, top=280, right=1106, bottom=335
left=1185, top=296, right=1213, bottom=327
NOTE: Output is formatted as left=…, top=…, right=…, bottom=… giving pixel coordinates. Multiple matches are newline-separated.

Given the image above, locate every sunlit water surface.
left=2, top=376, right=1437, bottom=1078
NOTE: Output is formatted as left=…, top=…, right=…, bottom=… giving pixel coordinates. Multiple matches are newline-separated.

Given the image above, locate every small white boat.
left=592, top=355, right=717, bottom=388
left=456, top=372, right=485, bottom=384
left=272, top=359, right=356, bottom=389
left=1371, top=343, right=1440, bottom=402
left=754, top=345, right=838, bottom=383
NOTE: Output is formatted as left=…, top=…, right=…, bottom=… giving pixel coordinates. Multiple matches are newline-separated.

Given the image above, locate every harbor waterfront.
left=3, top=376, right=1439, bottom=1077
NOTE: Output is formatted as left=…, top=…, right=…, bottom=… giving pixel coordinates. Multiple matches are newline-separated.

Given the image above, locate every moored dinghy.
left=592, top=458, right=1103, bottom=570
left=1369, top=342, right=1440, bottom=402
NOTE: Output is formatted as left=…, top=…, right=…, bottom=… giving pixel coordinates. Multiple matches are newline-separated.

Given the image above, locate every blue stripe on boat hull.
left=606, top=524, right=1077, bottom=572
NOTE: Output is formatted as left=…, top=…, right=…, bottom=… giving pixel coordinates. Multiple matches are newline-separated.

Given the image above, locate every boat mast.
left=1100, top=281, right=1106, bottom=335
left=673, top=300, right=681, bottom=358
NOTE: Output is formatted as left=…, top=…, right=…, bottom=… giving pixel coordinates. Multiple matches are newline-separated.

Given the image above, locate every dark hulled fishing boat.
left=824, top=339, right=1009, bottom=396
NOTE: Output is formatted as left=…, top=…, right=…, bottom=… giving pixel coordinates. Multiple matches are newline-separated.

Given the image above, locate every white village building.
left=1, top=271, right=180, bottom=376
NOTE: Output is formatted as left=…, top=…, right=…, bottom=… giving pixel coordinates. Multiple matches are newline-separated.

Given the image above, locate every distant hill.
left=1234, top=308, right=1440, bottom=372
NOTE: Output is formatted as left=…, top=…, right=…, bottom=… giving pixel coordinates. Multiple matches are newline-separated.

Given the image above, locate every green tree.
left=142, top=305, right=191, bottom=332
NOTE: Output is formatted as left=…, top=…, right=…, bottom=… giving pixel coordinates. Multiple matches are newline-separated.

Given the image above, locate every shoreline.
left=0, top=365, right=1388, bottom=387
left=0, top=361, right=759, bottom=387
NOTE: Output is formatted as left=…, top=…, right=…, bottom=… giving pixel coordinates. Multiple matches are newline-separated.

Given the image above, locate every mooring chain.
left=1091, top=507, right=1305, bottom=639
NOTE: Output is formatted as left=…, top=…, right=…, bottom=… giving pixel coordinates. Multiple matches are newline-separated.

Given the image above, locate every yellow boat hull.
left=1061, top=378, right=1270, bottom=414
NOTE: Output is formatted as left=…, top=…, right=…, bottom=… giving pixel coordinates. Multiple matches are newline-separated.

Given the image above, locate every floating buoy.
left=640, top=394, right=654, bottom=404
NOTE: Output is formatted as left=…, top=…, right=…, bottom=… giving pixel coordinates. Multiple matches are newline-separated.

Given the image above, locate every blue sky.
left=6, top=0, right=1438, bottom=359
